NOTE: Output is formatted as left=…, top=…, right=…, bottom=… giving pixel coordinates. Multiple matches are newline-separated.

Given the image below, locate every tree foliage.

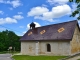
left=0, top=30, right=20, bottom=51
left=69, top=0, right=80, bottom=20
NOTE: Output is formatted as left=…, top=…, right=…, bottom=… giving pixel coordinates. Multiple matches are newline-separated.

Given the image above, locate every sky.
left=0, top=0, right=79, bottom=36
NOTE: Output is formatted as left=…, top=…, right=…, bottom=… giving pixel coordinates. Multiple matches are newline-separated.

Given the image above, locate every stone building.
left=20, top=20, right=80, bottom=56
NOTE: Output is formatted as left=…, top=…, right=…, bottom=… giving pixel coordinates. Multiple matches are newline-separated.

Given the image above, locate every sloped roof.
left=20, top=20, right=79, bottom=41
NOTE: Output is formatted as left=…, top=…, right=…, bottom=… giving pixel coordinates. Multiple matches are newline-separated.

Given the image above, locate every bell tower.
left=30, top=22, right=36, bottom=29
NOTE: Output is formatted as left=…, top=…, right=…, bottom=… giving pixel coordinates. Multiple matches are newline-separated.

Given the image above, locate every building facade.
left=20, top=20, right=80, bottom=56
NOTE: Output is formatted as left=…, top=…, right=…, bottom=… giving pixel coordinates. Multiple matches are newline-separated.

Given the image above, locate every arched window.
left=47, top=44, right=51, bottom=52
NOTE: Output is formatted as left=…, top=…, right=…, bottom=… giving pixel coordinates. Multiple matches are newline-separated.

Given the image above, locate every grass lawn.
left=12, top=55, right=67, bottom=60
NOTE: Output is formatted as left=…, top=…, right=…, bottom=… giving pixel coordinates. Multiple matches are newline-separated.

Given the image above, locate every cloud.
left=19, top=26, right=24, bottom=28
left=27, top=22, right=41, bottom=29
left=47, top=0, right=68, bottom=5
left=28, top=6, right=49, bottom=16
left=27, top=4, right=71, bottom=22
left=0, top=0, right=22, bottom=8
left=18, top=12, right=23, bottom=14
left=0, top=10, right=4, bottom=15
left=44, top=5, right=71, bottom=18
left=7, top=0, right=22, bottom=8
left=9, top=7, right=13, bottom=10
left=0, top=17, right=17, bottom=24
left=0, top=0, right=4, bottom=3
left=13, top=15, right=24, bottom=20
left=42, top=4, right=48, bottom=7
left=0, top=14, right=23, bottom=25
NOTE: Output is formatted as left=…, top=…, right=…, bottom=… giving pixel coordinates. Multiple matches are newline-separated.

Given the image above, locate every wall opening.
left=47, top=44, right=51, bottom=52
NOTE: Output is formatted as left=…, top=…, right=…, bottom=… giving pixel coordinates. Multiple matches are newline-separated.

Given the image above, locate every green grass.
left=12, top=55, right=67, bottom=60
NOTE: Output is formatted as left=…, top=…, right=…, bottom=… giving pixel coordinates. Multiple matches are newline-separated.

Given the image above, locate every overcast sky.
left=0, top=0, right=79, bottom=36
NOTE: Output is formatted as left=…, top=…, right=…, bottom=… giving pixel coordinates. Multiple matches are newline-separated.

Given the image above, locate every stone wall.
left=70, top=25, right=80, bottom=55
left=39, top=41, right=70, bottom=56
left=21, top=41, right=70, bottom=55
left=21, top=41, right=36, bottom=55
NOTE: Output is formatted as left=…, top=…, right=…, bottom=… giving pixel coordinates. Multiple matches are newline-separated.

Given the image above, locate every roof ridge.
left=32, top=20, right=77, bottom=29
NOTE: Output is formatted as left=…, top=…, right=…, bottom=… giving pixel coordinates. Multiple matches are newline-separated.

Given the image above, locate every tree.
left=0, top=30, right=20, bottom=51
left=7, top=30, right=20, bottom=51
left=69, top=0, right=80, bottom=20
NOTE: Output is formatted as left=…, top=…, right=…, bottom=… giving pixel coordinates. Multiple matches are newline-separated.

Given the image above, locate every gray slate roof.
left=20, top=20, right=79, bottom=41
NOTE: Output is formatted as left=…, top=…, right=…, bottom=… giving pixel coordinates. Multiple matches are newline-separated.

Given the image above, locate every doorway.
left=47, top=44, right=51, bottom=52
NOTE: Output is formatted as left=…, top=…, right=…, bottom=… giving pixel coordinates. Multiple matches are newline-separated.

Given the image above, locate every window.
left=58, top=27, right=65, bottom=33
left=47, top=44, right=51, bottom=52
left=40, top=30, right=46, bottom=34
left=28, top=32, right=32, bottom=36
